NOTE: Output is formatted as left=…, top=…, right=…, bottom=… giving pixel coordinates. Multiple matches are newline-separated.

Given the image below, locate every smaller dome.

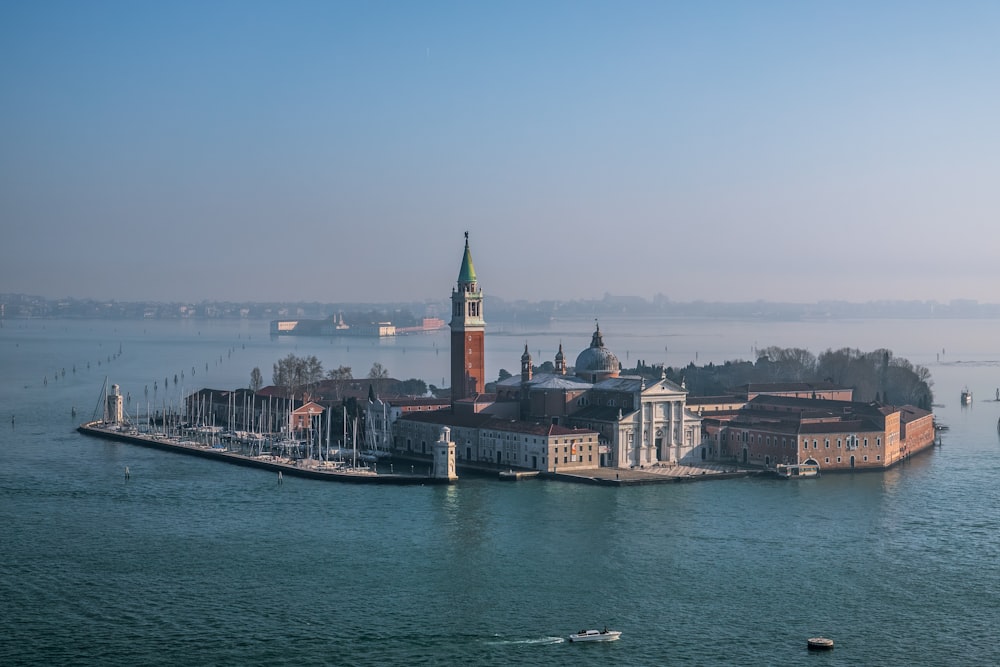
left=574, top=323, right=620, bottom=378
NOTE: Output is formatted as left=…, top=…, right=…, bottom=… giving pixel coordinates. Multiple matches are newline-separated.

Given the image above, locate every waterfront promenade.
left=553, top=462, right=757, bottom=485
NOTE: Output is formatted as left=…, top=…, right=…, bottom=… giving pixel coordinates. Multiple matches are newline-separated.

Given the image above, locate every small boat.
left=961, top=388, right=973, bottom=405
left=775, top=463, right=819, bottom=479
left=568, top=628, right=621, bottom=642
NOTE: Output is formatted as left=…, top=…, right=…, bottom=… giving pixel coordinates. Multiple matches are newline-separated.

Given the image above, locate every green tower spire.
left=458, top=231, right=477, bottom=284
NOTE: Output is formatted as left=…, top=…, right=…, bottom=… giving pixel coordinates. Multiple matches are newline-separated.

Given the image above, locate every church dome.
left=574, top=323, right=620, bottom=379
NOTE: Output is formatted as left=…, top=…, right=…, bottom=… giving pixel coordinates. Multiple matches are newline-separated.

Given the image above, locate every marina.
left=76, top=421, right=450, bottom=485
left=76, top=378, right=453, bottom=485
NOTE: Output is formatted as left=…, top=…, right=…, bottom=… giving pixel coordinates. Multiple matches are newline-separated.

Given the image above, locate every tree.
left=250, top=367, right=263, bottom=392
left=325, top=364, right=354, bottom=401
left=398, top=378, right=428, bottom=396
left=368, top=362, right=389, bottom=397
left=497, top=368, right=512, bottom=382
left=326, top=365, right=353, bottom=381
left=272, top=353, right=324, bottom=398
left=534, top=361, right=555, bottom=374
left=757, top=346, right=816, bottom=382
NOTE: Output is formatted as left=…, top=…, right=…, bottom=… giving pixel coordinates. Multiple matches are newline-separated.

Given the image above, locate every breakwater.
left=77, top=421, right=451, bottom=485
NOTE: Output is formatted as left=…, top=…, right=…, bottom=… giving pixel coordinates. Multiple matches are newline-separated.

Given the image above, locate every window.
left=825, top=439, right=830, bottom=448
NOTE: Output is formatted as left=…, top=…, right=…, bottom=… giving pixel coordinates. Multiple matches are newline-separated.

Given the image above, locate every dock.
left=551, top=463, right=758, bottom=485
left=77, top=422, right=452, bottom=485
left=499, top=469, right=541, bottom=481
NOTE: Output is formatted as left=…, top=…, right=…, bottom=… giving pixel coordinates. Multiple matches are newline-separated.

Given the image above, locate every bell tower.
left=450, top=232, right=485, bottom=402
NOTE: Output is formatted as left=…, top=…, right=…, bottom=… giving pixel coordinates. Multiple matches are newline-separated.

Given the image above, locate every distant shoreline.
left=4, top=293, right=1000, bottom=322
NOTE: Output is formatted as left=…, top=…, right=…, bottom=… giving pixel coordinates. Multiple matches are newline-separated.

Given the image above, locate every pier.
left=77, top=421, right=453, bottom=485
left=551, top=463, right=758, bottom=485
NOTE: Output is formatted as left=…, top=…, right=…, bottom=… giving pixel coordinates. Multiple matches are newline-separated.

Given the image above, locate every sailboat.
left=362, top=385, right=393, bottom=461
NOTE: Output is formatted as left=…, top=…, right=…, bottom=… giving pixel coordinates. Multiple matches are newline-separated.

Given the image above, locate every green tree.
left=398, top=378, right=428, bottom=396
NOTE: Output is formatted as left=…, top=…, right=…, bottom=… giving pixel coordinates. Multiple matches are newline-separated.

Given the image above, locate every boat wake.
left=484, top=635, right=565, bottom=646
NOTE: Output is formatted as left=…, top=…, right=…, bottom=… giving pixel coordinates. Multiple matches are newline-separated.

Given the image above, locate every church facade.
left=496, top=324, right=704, bottom=468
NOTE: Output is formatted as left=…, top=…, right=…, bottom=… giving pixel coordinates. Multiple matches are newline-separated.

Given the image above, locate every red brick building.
left=704, top=394, right=935, bottom=471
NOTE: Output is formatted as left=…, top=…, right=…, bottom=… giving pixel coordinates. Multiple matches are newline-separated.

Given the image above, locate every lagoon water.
left=2, top=316, right=1000, bottom=666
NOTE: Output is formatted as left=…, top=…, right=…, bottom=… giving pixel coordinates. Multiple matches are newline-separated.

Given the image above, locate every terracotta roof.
left=398, top=410, right=597, bottom=437
left=569, top=405, right=633, bottom=422
left=738, top=381, right=849, bottom=393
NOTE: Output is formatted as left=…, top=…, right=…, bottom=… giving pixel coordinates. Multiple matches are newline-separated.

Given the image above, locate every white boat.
left=961, top=388, right=973, bottom=405
left=775, top=463, right=819, bottom=479
left=568, top=628, right=621, bottom=642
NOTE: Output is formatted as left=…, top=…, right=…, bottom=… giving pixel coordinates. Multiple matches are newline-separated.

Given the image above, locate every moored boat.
left=961, top=388, right=973, bottom=405
left=775, top=463, right=819, bottom=479
left=568, top=628, right=621, bottom=642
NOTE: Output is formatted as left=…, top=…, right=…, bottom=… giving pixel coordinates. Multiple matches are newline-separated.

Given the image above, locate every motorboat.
left=568, top=628, right=621, bottom=642
left=775, top=463, right=819, bottom=479
left=961, top=388, right=973, bottom=405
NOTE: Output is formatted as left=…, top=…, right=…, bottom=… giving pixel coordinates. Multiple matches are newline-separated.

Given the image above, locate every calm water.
left=2, top=316, right=1000, bottom=666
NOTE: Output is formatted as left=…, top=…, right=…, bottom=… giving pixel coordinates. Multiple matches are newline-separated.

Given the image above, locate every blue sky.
left=2, top=1, right=999, bottom=303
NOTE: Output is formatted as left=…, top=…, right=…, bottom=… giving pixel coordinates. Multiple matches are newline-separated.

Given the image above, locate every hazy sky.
left=2, top=1, right=999, bottom=304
